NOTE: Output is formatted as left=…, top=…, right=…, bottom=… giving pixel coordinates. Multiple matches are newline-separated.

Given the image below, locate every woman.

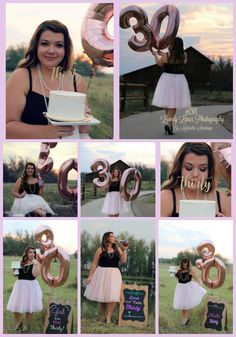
left=102, top=169, right=124, bottom=217
left=6, top=20, right=91, bottom=139
left=9, top=162, right=55, bottom=217
left=84, top=232, right=128, bottom=323
left=161, top=143, right=231, bottom=217
left=7, top=246, right=42, bottom=332
left=151, top=37, right=191, bottom=135
left=173, top=257, right=207, bottom=325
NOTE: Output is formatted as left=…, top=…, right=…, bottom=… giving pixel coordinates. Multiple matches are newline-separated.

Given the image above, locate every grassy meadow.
left=81, top=274, right=155, bottom=334
left=159, top=263, right=233, bottom=334
left=3, top=255, right=77, bottom=334
left=4, top=182, right=77, bottom=217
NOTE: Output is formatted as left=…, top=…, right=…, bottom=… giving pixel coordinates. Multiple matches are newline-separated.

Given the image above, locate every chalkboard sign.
left=118, top=284, right=148, bottom=328
left=43, top=299, right=74, bottom=334
left=203, top=297, right=227, bottom=331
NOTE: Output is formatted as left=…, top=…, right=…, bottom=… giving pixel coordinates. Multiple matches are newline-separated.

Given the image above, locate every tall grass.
left=3, top=255, right=77, bottom=334
left=159, top=263, right=232, bottom=334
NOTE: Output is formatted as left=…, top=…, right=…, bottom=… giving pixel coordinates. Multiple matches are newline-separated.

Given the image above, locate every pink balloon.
left=195, top=258, right=204, bottom=270
left=91, top=158, right=111, bottom=189
left=197, top=240, right=215, bottom=260
left=35, top=225, right=54, bottom=251
left=120, top=168, right=142, bottom=201
left=58, top=159, right=77, bottom=201
left=37, top=142, right=57, bottom=173
left=202, top=257, right=226, bottom=289
left=81, top=3, right=113, bottom=67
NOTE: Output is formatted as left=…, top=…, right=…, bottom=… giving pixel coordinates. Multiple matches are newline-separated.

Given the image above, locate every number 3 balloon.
left=196, top=241, right=226, bottom=289
left=120, top=4, right=180, bottom=52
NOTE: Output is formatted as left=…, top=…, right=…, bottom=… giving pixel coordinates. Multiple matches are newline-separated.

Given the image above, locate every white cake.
left=47, top=90, right=86, bottom=122
left=179, top=200, right=216, bottom=218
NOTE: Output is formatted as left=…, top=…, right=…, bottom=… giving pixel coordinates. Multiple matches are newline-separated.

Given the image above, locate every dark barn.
left=85, top=160, right=130, bottom=183
left=120, top=46, right=214, bottom=92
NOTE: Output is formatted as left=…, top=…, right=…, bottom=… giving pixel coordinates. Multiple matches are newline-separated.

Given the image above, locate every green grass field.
left=3, top=255, right=77, bottom=334
left=159, top=263, right=233, bottom=334
left=81, top=274, right=155, bottom=334
left=4, top=182, right=77, bottom=216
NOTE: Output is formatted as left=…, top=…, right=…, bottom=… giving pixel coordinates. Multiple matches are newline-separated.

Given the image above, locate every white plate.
left=44, top=113, right=100, bottom=126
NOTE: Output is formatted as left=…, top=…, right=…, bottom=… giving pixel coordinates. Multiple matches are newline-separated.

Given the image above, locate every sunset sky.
left=120, top=3, right=233, bottom=74
left=3, top=142, right=78, bottom=179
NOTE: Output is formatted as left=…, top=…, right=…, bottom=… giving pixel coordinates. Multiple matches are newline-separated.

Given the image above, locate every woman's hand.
left=43, top=125, right=74, bottom=138
left=86, top=275, right=93, bottom=284
left=79, top=106, right=92, bottom=134
left=216, top=211, right=225, bottom=217
left=19, top=191, right=27, bottom=198
left=198, top=279, right=203, bottom=286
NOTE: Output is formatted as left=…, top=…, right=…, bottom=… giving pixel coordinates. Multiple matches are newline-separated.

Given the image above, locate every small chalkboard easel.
left=118, top=284, right=148, bottom=328
left=203, top=296, right=227, bottom=332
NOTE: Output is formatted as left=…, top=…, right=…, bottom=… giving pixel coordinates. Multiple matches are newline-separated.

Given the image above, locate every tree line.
left=4, top=158, right=58, bottom=183
left=159, top=249, right=229, bottom=267
left=81, top=230, right=155, bottom=278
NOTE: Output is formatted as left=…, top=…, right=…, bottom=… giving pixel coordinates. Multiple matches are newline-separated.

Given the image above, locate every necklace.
left=179, top=271, right=190, bottom=282
left=181, top=188, right=207, bottom=200
left=23, top=264, right=31, bottom=274
left=27, top=182, right=36, bottom=194
left=107, top=251, right=114, bottom=259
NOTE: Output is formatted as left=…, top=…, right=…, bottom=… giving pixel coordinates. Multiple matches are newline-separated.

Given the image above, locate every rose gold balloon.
left=202, top=257, right=226, bottom=289
left=41, top=247, right=70, bottom=288
left=35, top=225, right=54, bottom=251
left=211, top=142, right=231, bottom=194
left=150, top=5, right=180, bottom=50
left=91, top=158, right=111, bottom=189
left=120, top=168, right=142, bottom=201
left=81, top=3, right=113, bottom=67
left=58, top=158, right=77, bottom=201
left=195, top=258, right=204, bottom=270
left=197, top=240, right=215, bottom=260
left=120, top=5, right=155, bottom=52
left=37, top=142, right=57, bottom=173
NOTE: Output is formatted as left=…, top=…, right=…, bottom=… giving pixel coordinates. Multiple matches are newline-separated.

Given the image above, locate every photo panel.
left=80, top=142, right=156, bottom=217
left=80, top=219, right=156, bottom=334
left=3, top=142, right=78, bottom=217
left=3, top=219, right=78, bottom=334
left=119, top=2, right=233, bottom=139
left=160, top=141, right=231, bottom=218
left=6, top=3, right=113, bottom=140
left=158, top=219, right=233, bottom=334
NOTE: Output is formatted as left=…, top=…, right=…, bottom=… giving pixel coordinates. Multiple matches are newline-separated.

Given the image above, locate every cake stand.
left=44, top=113, right=100, bottom=139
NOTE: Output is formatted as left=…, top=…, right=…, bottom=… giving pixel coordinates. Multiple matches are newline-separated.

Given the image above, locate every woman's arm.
left=151, top=50, right=167, bottom=67
left=6, top=69, right=74, bottom=139
left=118, top=246, right=128, bottom=264
left=161, top=189, right=174, bottom=217
left=86, top=247, right=102, bottom=283
left=12, top=178, right=26, bottom=198
left=190, top=266, right=202, bottom=286
left=32, top=259, right=41, bottom=277
left=76, top=74, right=91, bottom=134
left=217, top=192, right=231, bottom=217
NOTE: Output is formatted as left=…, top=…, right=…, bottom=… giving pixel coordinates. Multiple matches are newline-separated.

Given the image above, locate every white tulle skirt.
left=84, top=267, right=122, bottom=303
left=173, top=281, right=207, bottom=310
left=102, top=192, right=124, bottom=215
left=7, top=279, right=43, bottom=313
left=9, top=194, right=55, bottom=216
left=152, top=73, right=191, bottom=108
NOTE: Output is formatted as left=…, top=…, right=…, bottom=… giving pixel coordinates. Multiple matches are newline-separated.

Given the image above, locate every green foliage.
left=6, top=46, right=25, bottom=71
left=3, top=231, right=41, bottom=256
left=3, top=255, right=77, bottom=333
left=159, top=263, right=233, bottom=334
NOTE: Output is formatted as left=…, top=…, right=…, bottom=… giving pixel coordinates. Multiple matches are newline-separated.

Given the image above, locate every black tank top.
left=18, top=264, right=35, bottom=280
left=175, top=271, right=192, bottom=284
left=99, top=252, right=120, bottom=268
left=109, top=181, right=120, bottom=192
left=170, top=188, right=222, bottom=217
left=21, top=67, right=77, bottom=125
left=163, top=53, right=185, bottom=74
left=19, top=181, right=40, bottom=195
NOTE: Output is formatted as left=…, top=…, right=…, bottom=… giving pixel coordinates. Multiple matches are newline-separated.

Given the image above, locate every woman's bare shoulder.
left=8, top=68, right=29, bottom=81
left=7, top=68, right=30, bottom=92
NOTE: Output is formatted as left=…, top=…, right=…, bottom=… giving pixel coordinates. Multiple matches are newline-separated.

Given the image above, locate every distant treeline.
left=159, top=249, right=229, bottom=266
left=81, top=230, right=155, bottom=278
left=4, top=158, right=58, bottom=183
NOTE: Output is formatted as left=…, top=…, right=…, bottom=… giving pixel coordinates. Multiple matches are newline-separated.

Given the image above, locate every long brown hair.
left=162, top=142, right=216, bottom=192
left=18, top=20, right=73, bottom=71
left=101, top=232, right=118, bottom=254
left=21, top=246, right=36, bottom=266
left=169, top=37, right=185, bottom=64
left=21, top=162, right=37, bottom=185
